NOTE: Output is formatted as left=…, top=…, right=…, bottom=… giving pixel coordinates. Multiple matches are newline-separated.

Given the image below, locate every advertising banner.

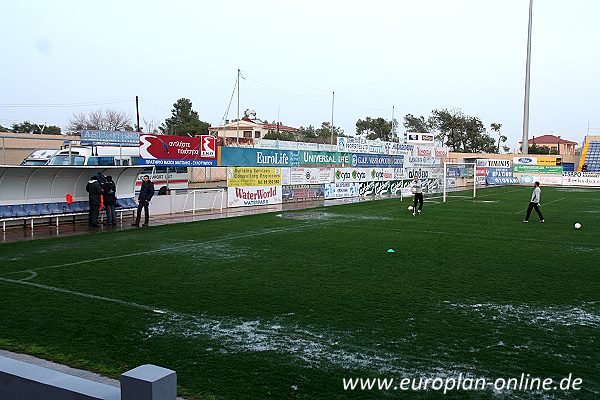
left=360, top=181, right=402, bottom=196
left=140, top=134, right=217, bottom=166
left=404, top=156, right=440, bottom=167
left=288, top=167, right=334, bottom=185
left=537, top=157, right=562, bottom=166
left=513, top=156, right=537, bottom=165
left=227, top=167, right=281, bottom=187
left=486, top=177, right=520, bottom=185
left=219, top=147, right=300, bottom=167
left=351, top=153, right=404, bottom=168
left=486, top=167, right=513, bottom=177
left=227, top=185, right=282, bottom=207
left=386, top=143, right=414, bottom=156
left=539, top=175, right=563, bottom=185
left=324, top=182, right=360, bottom=199
left=282, top=185, right=325, bottom=202
left=562, top=171, right=600, bottom=186
left=82, top=130, right=139, bottom=146
left=298, top=150, right=351, bottom=167
left=403, top=167, right=443, bottom=180
left=513, top=165, right=563, bottom=174
left=335, top=168, right=369, bottom=183
left=337, top=137, right=368, bottom=153
left=485, top=159, right=512, bottom=168
left=415, top=145, right=434, bottom=157
left=407, top=133, right=435, bottom=144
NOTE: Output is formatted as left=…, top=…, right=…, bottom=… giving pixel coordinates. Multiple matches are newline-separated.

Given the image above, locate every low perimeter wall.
left=0, top=356, right=176, bottom=400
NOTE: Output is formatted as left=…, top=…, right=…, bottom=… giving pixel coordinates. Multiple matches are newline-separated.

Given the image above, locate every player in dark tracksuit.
left=85, top=175, right=103, bottom=227
left=132, top=175, right=155, bottom=227
left=412, top=176, right=423, bottom=216
left=523, top=181, right=545, bottom=223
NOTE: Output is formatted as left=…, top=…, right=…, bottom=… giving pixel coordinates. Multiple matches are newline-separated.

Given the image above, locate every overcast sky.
left=1, top=0, right=599, bottom=149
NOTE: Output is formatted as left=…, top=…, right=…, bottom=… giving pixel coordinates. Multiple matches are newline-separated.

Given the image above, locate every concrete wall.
left=150, top=188, right=227, bottom=215
left=0, top=356, right=175, bottom=400
left=189, top=167, right=226, bottom=183
left=0, top=133, right=79, bottom=166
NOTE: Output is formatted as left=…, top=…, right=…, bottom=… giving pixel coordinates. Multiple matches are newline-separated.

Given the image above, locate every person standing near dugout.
left=132, top=175, right=155, bottom=227
left=523, top=181, right=545, bottom=223
left=411, top=175, right=424, bottom=216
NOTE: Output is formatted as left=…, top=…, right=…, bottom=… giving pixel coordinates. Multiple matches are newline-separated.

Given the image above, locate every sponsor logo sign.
left=324, top=182, right=360, bottom=199
left=407, top=133, right=435, bottom=143
left=513, top=165, right=563, bottom=174
left=140, top=134, right=217, bottom=166
left=227, top=185, right=282, bottom=207
left=513, top=156, right=537, bottom=165
left=486, top=176, right=519, bottom=185
left=434, top=147, right=449, bottom=158
left=298, top=150, right=350, bottom=167
left=282, top=185, right=325, bottom=202
left=416, top=146, right=433, bottom=157
left=486, top=167, right=513, bottom=177
left=227, top=167, right=281, bottom=187
left=82, top=130, right=140, bottom=146
left=404, top=156, right=440, bottom=167
left=537, top=157, right=562, bottom=166
left=289, top=167, right=333, bottom=185
left=351, top=153, right=404, bottom=168
left=562, top=171, right=600, bottom=186
left=485, top=159, right=512, bottom=168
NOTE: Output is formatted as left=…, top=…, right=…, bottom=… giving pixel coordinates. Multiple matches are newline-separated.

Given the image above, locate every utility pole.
left=135, top=96, right=141, bottom=132
left=521, top=0, right=533, bottom=154
left=236, top=69, right=240, bottom=145
left=330, top=91, right=335, bottom=147
left=391, top=105, right=395, bottom=142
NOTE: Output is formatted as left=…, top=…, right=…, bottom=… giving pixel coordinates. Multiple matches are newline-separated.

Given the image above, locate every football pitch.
left=0, top=185, right=598, bottom=399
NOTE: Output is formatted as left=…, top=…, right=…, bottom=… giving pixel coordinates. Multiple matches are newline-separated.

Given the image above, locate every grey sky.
left=1, top=0, right=599, bottom=149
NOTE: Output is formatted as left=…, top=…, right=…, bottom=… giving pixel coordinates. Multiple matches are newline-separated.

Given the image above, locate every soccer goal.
left=442, top=162, right=477, bottom=202
left=183, top=188, right=226, bottom=213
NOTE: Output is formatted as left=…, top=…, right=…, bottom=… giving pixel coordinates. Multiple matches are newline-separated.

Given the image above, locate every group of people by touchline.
left=410, top=175, right=545, bottom=223
left=85, top=173, right=155, bottom=228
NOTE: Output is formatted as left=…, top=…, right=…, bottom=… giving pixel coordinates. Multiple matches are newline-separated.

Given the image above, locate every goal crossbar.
left=443, top=162, right=476, bottom=203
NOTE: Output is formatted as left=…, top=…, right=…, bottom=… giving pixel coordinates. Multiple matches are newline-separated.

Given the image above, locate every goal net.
left=183, top=188, right=226, bottom=213
left=442, top=162, right=476, bottom=202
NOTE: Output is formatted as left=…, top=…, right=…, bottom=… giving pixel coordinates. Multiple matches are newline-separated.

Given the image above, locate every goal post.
left=443, top=162, right=476, bottom=203
left=183, top=188, right=226, bottom=213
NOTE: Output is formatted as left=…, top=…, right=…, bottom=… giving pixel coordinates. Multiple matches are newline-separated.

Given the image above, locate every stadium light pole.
left=521, top=0, right=533, bottom=154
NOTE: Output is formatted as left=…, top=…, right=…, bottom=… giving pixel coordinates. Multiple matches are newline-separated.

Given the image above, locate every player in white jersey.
left=412, top=176, right=424, bottom=216
left=523, top=181, right=545, bottom=223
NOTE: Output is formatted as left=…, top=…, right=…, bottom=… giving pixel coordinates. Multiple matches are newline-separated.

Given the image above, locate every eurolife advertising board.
left=219, top=147, right=300, bottom=167
left=227, top=185, right=282, bottom=207
left=140, top=134, right=217, bottom=166
left=227, top=167, right=282, bottom=187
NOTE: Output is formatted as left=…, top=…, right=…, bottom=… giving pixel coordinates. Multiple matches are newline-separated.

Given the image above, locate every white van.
left=21, top=149, right=59, bottom=166
left=48, top=145, right=189, bottom=191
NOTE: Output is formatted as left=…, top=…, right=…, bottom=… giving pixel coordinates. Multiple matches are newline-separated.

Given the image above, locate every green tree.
left=355, top=117, right=397, bottom=141
left=160, top=98, right=210, bottom=136
left=403, top=113, right=431, bottom=133
left=298, top=125, right=318, bottom=141
left=490, top=123, right=509, bottom=153
left=0, top=124, right=10, bottom=132
left=428, top=108, right=496, bottom=153
left=263, top=131, right=296, bottom=141
left=529, top=144, right=558, bottom=155
left=11, top=121, right=62, bottom=135
left=68, top=109, right=133, bottom=131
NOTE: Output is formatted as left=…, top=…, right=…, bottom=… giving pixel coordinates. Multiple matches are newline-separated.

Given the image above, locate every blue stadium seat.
left=34, top=204, right=52, bottom=216
left=0, top=205, right=13, bottom=218
left=11, top=205, right=28, bottom=217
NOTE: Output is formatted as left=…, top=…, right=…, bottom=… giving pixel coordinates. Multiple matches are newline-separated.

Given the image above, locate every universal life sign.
left=139, top=134, right=217, bottom=166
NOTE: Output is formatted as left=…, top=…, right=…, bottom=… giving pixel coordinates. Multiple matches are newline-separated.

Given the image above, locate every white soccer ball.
left=574, top=223, right=582, bottom=230
left=411, top=187, right=417, bottom=194
left=408, top=206, right=414, bottom=211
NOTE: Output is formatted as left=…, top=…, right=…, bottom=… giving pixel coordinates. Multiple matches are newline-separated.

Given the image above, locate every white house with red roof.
left=209, top=111, right=299, bottom=140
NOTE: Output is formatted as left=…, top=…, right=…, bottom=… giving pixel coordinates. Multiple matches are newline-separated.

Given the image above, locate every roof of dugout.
left=0, top=166, right=144, bottom=205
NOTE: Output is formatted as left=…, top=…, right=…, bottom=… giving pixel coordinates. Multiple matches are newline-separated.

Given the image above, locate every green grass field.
left=0, top=185, right=599, bottom=399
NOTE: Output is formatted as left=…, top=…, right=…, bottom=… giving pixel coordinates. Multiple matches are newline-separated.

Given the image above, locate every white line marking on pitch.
left=0, top=220, right=335, bottom=278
